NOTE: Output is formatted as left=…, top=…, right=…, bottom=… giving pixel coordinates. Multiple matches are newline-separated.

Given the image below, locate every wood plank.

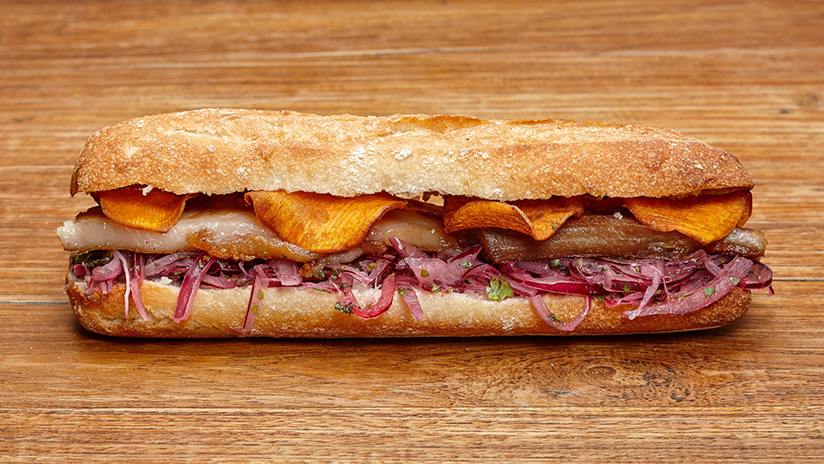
left=2, top=406, right=823, bottom=463
left=1, top=283, right=820, bottom=411
left=1, top=0, right=823, bottom=461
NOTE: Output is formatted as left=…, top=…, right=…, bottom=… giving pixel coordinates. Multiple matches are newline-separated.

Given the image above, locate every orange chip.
left=625, top=190, right=752, bottom=245
left=245, top=190, right=407, bottom=253
left=98, top=187, right=195, bottom=233
left=443, top=196, right=584, bottom=240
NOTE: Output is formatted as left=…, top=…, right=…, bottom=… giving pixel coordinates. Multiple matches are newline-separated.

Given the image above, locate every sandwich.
left=57, top=109, right=773, bottom=337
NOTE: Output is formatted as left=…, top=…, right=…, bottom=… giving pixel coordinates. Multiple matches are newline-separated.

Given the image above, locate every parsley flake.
left=334, top=302, right=354, bottom=314
left=704, top=286, right=715, bottom=297
left=486, top=277, right=514, bottom=301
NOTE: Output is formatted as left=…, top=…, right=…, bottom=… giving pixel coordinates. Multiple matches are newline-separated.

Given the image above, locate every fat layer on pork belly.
left=58, top=206, right=766, bottom=265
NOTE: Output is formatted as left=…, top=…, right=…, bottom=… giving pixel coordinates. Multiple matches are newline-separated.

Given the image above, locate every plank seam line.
left=0, top=301, right=64, bottom=306
left=8, top=45, right=824, bottom=71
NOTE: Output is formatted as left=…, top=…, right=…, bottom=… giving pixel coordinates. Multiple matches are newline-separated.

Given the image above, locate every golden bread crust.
left=67, top=279, right=750, bottom=338
left=71, top=109, right=753, bottom=201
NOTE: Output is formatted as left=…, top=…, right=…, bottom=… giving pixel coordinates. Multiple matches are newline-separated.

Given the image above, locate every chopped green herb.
left=311, top=287, right=332, bottom=293
left=550, top=259, right=563, bottom=269
left=398, top=288, right=407, bottom=296
left=71, top=251, right=90, bottom=265
left=334, top=302, right=354, bottom=314
left=367, top=262, right=377, bottom=272
left=73, top=251, right=114, bottom=268
left=314, top=270, right=326, bottom=280
left=281, top=254, right=288, bottom=259
left=459, top=262, right=472, bottom=269
left=258, top=290, right=264, bottom=300
left=486, top=277, right=514, bottom=301
left=704, top=287, right=715, bottom=297
left=551, top=223, right=558, bottom=230
left=251, top=305, right=259, bottom=314
left=420, top=269, right=430, bottom=277
left=623, top=283, right=632, bottom=292
left=339, top=282, right=349, bottom=288
left=730, top=277, right=741, bottom=286
left=431, top=284, right=441, bottom=292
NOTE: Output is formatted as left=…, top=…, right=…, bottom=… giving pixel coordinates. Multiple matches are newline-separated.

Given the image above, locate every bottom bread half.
left=66, top=278, right=750, bottom=338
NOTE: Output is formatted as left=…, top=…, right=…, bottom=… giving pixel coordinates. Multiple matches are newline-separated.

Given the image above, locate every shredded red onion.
left=529, top=294, right=591, bottom=332
left=389, top=236, right=427, bottom=258
left=403, top=257, right=465, bottom=290
left=173, top=254, right=216, bottom=323
left=92, top=255, right=123, bottom=281
left=71, top=236, right=773, bottom=333
left=350, top=275, right=397, bottom=319
left=270, top=259, right=302, bottom=286
left=242, top=272, right=264, bottom=334
left=113, top=251, right=131, bottom=319
left=72, top=263, right=89, bottom=278
left=624, top=256, right=753, bottom=319
left=396, top=275, right=425, bottom=321
left=129, top=252, right=148, bottom=321
left=446, top=245, right=483, bottom=273
left=741, top=261, right=773, bottom=289
left=144, top=252, right=199, bottom=278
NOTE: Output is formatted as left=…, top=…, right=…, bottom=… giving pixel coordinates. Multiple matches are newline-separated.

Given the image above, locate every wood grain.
left=1, top=0, right=822, bottom=461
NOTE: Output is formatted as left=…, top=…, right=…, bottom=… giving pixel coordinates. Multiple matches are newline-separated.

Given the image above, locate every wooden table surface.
left=2, top=0, right=823, bottom=461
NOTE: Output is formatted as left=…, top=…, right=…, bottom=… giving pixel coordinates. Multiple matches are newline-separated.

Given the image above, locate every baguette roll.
left=67, top=279, right=750, bottom=338
left=71, top=109, right=753, bottom=200
left=60, top=109, right=772, bottom=338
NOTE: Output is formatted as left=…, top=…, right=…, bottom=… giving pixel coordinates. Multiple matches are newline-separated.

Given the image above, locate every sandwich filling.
left=58, top=188, right=773, bottom=332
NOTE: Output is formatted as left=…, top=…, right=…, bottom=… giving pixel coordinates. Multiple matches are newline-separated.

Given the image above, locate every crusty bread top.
left=71, top=109, right=754, bottom=201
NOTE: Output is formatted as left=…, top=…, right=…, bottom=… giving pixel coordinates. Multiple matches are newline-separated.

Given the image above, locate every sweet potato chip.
left=245, top=190, right=407, bottom=253
left=625, top=190, right=752, bottom=245
left=443, top=196, right=585, bottom=240
left=98, top=187, right=195, bottom=233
